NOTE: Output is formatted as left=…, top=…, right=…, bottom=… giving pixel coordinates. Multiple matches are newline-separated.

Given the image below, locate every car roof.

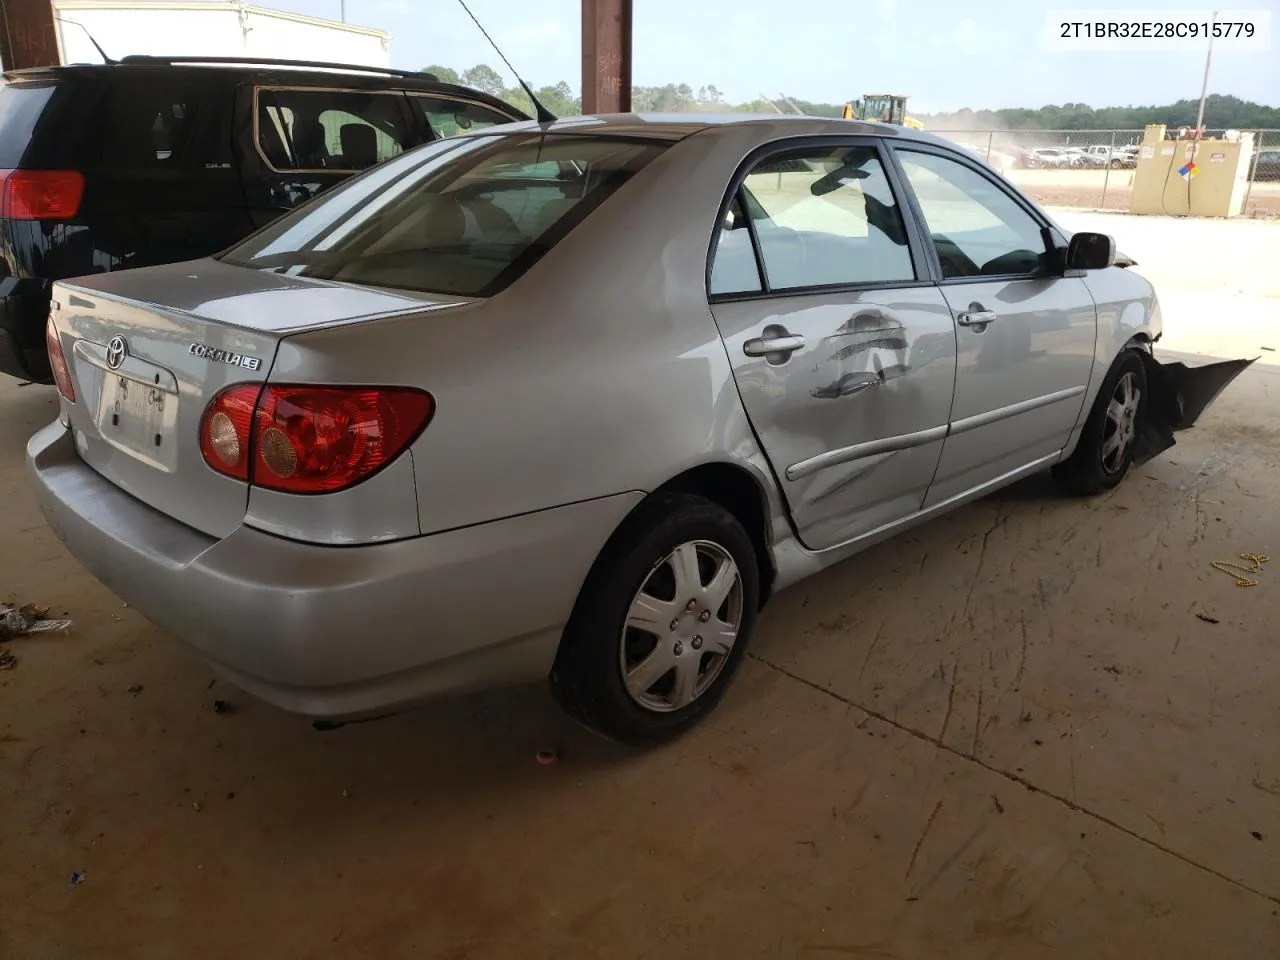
left=468, top=112, right=948, bottom=146
left=0, top=57, right=525, bottom=114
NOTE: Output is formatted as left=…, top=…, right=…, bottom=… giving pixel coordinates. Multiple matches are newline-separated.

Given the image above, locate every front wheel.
left=1053, top=349, right=1148, bottom=496
left=551, top=493, right=760, bottom=745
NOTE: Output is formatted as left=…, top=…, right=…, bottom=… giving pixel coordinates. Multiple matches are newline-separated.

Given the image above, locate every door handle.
left=957, top=309, right=998, bottom=327
left=743, top=334, right=806, bottom=358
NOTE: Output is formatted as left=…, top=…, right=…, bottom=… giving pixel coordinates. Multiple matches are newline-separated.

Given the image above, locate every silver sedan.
left=28, top=115, right=1249, bottom=743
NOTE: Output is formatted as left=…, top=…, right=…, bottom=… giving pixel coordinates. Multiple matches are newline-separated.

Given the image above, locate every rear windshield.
left=0, top=82, right=57, bottom=167
left=220, top=133, right=668, bottom=297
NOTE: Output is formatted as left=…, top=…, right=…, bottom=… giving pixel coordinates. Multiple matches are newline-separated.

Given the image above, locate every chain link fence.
left=929, top=128, right=1280, bottom=217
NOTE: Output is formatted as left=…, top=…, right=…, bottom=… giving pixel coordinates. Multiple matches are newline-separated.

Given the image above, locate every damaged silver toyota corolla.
left=28, top=116, right=1253, bottom=744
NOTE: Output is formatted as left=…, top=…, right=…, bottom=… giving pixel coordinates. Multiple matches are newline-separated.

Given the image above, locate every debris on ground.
left=991, top=794, right=1004, bottom=814
left=535, top=748, right=559, bottom=766
left=192, top=801, right=203, bottom=813
left=1195, top=611, right=1220, bottom=624
left=0, top=648, right=16, bottom=670
left=1210, top=553, right=1269, bottom=587
left=1251, top=830, right=1263, bottom=840
left=0, top=603, right=73, bottom=640
left=126, top=684, right=143, bottom=695
left=212, top=699, right=234, bottom=715
left=69, top=872, right=86, bottom=886
left=1103, top=665, right=1122, bottom=675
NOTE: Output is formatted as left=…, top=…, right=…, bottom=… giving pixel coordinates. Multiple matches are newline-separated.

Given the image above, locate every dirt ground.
left=4, top=224, right=1280, bottom=957
left=1005, top=168, right=1280, bottom=218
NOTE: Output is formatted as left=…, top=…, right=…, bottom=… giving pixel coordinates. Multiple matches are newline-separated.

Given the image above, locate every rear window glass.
left=256, top=88, right=414, bottom=172
left=0, top=82, right=57, bottom=167
left=220, top=133, right=668, bottom=298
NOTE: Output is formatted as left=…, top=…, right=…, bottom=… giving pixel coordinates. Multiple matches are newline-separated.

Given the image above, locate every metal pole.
left=1195, top=11, right=1216, bottom=134
left=985, top=130, right=993, bottom=162
left=1242, top=130, right=1262, bottom=213
left=340, top=0, right=345, bottom=21
left=1100, top=130, right=1116, bottom=208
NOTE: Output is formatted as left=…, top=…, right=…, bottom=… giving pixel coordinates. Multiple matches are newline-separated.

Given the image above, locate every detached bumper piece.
left=1133, top=352, right=1257, bottom=466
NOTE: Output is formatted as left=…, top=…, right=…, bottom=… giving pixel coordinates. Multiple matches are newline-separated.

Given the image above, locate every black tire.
left=550, top=492, right=760, bottom=745
left=1052, top=349, right=1148, bottom=496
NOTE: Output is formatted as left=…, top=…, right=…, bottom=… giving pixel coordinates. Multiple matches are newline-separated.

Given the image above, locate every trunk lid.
left=52, top=258, right=463, bottom=538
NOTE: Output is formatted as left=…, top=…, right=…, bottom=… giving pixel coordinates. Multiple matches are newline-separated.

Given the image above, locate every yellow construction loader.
left=842, top=94, right=923, bottom=130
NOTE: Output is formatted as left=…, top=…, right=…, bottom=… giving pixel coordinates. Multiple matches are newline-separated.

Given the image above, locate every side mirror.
left=1066, top=231, right=1116, bottom=271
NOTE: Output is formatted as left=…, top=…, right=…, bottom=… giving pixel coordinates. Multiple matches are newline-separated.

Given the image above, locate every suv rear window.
left=0, top=82, right=57, bottom=167
left=256, top=87, right=414, bottom=172
left=220, top=133, right=668, bottom=297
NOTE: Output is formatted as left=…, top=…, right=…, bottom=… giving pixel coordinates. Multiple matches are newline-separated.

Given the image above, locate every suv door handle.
left=744, top=334, right=806, bottom=358
left=957, top=309, right=998, bottom=327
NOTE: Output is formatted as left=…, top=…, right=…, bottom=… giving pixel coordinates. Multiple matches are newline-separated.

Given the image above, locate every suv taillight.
left=200, top=384, right=434, bottom=494
left=46, top=316, right=75, bottom=402
left=0, top=170, right=84, bottom=220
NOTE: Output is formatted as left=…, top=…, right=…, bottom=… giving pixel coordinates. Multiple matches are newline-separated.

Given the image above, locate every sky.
left=266, top=0, right=1279, bottom=111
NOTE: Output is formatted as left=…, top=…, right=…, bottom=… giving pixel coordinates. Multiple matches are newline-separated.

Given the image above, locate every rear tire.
left=550, top=493, right=760, bottom=745
left=1053, top=349, right=1148, bottom=496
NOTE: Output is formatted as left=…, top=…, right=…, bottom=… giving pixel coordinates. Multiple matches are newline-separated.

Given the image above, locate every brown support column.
left=0, top=0, right=60, bottom=71
left=581, top=0, right=631, bottom=114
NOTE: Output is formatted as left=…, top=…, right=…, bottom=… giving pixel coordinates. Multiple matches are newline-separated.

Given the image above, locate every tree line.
left=424, top=65, right=1280, bottom=130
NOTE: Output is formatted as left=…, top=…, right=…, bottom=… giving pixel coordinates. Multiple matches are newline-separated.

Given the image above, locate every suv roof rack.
left=116, top=54, right=438, bottom=82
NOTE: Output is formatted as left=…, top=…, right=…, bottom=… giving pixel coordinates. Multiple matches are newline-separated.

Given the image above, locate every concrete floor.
left=3, top=219, right=1280, bottom=957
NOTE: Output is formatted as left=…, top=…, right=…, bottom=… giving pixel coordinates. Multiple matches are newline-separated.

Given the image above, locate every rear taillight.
left=46, top=316, right=75, bottom=402
left=199, top=384, right=434, bottom=494
left=199, top=384, right=260, bottom=481
left=0, top=170, right=84, bottom=220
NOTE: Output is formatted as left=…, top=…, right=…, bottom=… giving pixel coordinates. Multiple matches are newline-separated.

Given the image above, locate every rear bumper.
left=27, top=422, right=641, bottom=719
left=0, top=278, right=53, bottom=382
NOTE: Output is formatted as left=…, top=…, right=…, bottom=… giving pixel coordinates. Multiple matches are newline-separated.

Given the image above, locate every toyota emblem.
left=105, top=336, right=128, bottom=370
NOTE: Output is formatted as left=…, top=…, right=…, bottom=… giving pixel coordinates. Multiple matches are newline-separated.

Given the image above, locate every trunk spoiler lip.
left=49, top=278, right=472, bottom=337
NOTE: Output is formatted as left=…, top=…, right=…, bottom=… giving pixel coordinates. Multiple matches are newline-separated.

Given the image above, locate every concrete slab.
left=2, top=359, right=1279, bottom=955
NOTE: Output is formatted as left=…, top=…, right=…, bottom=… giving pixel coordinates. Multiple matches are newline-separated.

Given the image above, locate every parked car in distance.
left=1252, top=148, right=1280, bottom=181
left=0, top=55, right=528, bottom=385
left=1082, top=144, right=1133, bottom=167
left=30, top=116, right=1250, bottom=744
left=1021, top=147, right=1071, bottom=168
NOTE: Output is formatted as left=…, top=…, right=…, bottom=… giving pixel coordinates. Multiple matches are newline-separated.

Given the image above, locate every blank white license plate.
left=98, top=375, right=176, bottom=468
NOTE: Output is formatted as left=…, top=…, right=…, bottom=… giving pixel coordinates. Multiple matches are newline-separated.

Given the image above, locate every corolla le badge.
left=105, top=336, right=128, bottom=370
left=188, top=343, right=262, bottom=371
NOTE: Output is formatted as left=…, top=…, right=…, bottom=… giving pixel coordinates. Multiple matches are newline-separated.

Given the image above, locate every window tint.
left=0, top=82, right=56, bottom=167
left=722, top=145, right=914, bottom=292
left=896, top=150, right=1049, bottom=279
left=709, top=195, right=762, bottom=295
left=221, top=134, right=667, bottom=298
left=256, top=88, right=414, bottom=172
left=90, top=79, right=204, bottom=171
left=414, top=96, right=513, bottom=139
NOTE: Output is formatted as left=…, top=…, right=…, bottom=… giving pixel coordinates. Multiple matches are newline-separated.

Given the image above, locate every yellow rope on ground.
left=1210, top=553, right=1270, bottom=587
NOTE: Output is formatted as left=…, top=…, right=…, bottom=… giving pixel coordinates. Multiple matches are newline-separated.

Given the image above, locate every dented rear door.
left=706, top=139, right=958, bottom=553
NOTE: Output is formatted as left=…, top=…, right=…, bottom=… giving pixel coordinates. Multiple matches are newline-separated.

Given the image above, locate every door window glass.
left=414, top=97, right=514, bottom=139
left=896, top=150, right=1049, bottom=279
left=255, top=88, right=414, bottom=172
left=713, top=145, right=914, bottom=292
left=708, top=195, right=762, bottom=294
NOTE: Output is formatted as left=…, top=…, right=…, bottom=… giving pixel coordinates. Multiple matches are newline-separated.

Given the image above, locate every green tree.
left=461, top=64, right=506, bottom=98
left=422, top=64, right=460, bottom=85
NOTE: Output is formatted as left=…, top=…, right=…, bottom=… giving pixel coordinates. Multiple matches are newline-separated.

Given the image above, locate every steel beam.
left=581, top=0, right=631, bottom=114
left=0, top=0, right=60, bottom=71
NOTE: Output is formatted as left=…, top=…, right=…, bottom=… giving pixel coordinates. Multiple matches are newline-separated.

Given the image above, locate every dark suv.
left=0, top=55, right=528, bottom=383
